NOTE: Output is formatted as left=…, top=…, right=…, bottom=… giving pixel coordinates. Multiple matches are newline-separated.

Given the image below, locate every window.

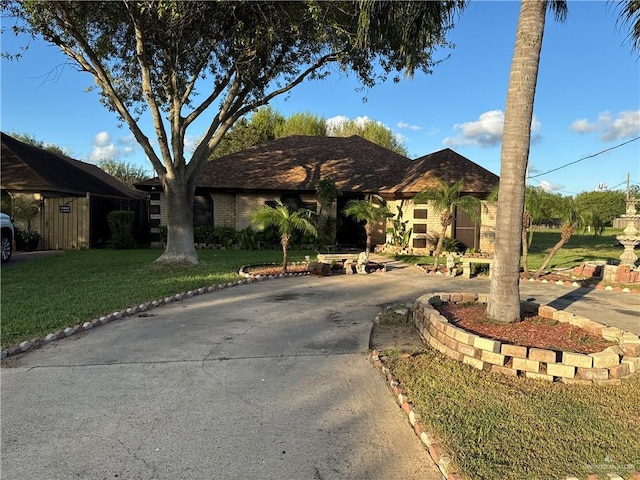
left=413, top=224, right=427, bottom=234
left=414, top=209, right=428, bottom=219
left=413, top=238, right=427, bottom=248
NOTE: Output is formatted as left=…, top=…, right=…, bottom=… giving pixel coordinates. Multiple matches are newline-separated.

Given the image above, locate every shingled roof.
left=1, top=132, right=142, bottom=200
left=136, top=135, right=499, bottom=196
left=385, top=148, right=499, bottom=196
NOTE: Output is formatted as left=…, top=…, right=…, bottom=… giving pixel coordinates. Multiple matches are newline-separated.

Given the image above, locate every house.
left=135, top=135, right=499, bottom=253
left=1, top=132, right=148, bottom=250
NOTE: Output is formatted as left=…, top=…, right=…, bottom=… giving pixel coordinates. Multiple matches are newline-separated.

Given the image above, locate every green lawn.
left=384, top=347, right=640, bottom=479
left=1, top=248, right=312, bottom=348
left=398, top=227, right=626, bottom=272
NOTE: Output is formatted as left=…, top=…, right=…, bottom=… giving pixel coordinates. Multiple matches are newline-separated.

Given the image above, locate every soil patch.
left=434, top=302, right=615, bottom=354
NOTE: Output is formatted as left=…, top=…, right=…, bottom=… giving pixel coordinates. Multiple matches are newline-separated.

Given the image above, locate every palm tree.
left=343, top=195, right=391, bottom=258
left=533, top=197, right=585, bottom=278
left=486, top=0, right=567, bottom=323
left=252, top=200, right=317, bottom=273
left=413, top=179, right=480, bottom=267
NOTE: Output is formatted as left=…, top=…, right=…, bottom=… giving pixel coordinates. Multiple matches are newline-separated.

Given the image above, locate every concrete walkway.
left=1, top=257, right=638, bottom=480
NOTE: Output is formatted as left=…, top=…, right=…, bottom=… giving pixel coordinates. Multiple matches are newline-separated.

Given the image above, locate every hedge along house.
left=135, top=135, right=499, bottom=253
left=1, top=132, right=148, bottom=250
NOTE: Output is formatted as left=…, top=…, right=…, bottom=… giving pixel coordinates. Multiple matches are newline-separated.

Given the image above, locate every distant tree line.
left=210, top=107, right=408, bottom=158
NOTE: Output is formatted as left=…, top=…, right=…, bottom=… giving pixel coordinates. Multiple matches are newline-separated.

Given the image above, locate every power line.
left=528, top=136, right=640, bottom=179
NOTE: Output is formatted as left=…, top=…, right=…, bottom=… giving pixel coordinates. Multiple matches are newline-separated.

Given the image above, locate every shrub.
left=107, top=210, right=135, bottom=249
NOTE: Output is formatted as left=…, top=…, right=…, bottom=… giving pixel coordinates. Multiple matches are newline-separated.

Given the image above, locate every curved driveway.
left=2, top=258, right=638, bottom=479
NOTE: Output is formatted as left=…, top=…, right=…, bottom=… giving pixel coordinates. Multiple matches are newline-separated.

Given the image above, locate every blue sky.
left=1, top=1, right=639, bottom=196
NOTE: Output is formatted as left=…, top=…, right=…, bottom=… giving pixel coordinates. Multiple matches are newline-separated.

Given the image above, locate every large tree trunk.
left=155, top=173, right=198, bottom=265
left=487, top=0, right=547, bottom=323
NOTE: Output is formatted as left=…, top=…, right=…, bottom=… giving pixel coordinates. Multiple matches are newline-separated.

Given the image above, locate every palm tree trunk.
left=487, top=0, right=547, bottom=323
left=534, top=225, right=574, bottom=278
left=281, top=234, right=289, bottom=273
left=434, top=224, right=447, bottom=267
left=364, top=223, right=373, bottom=257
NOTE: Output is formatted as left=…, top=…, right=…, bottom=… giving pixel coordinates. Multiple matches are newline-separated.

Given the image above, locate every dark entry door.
left=454, top=207, right=479, bottom=251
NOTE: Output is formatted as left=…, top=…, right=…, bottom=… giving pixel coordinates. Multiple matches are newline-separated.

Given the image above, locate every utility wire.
left=528, top=136, right=640, bottom=178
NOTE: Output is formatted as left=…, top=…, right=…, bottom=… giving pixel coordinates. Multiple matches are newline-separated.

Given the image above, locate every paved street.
left=2, top=259, right=638, bottom=479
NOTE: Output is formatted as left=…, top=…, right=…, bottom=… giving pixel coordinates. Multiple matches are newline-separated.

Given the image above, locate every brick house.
left=135, top=135, right=499, bottom=253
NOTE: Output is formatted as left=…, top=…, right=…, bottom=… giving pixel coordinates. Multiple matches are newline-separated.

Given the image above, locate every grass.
left=384, top=348, right=640, bottom=479
left=0, top=248, right=313, bottom=348
left=397, top=228, right=626, bottom=272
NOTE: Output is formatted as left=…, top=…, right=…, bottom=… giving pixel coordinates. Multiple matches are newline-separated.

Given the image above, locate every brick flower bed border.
left=413, top=292, right=640, bottom=384
left=371, top=293, right=640, bottom=480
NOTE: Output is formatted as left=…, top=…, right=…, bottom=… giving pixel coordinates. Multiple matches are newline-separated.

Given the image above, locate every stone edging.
left=413, top=264, right=640, bottom=294
left=1, top=270, right=309, bottom=361
left=414, top=292, right=640, bottom=384
left=371, top=349, right=463, bottom=479
left=370, top=348, right=640, bottom=480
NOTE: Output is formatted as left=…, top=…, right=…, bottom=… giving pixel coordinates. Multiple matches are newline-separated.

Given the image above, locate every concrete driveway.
left=2, top=259, right=638, bottom=479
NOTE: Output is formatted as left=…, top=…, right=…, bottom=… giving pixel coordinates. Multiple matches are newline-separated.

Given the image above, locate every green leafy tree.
left=276, top=112, right=327, bottom=137
left=9, top=132, right=66, bottom=156
left=97, top=159, right=150, bottom=188
left=252, top=200, right=317, bottom=273
left=534, top=197, right=586, bottom=278
left=486, top=1, right=568, bottom=323
left=343, top=195, right=391, bottom=257
left=413, top=179, right=480, bottom=267
left=210, top=107, right=285, bottom=158
left=328, top=118, right=407, bottom=155
left=5, top=1, right=462, bottom=266
left=575, top=190, right=626, bottom=232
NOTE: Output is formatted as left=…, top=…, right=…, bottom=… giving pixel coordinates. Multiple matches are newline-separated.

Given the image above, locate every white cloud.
left=443, top=110, right=542, bottom=148
left=89, top=131, right=138, bottom=162
left=89, top=131, right=118, bottom=162
left=537, top=180, right=564, bottom=193
left=570, top=110, right=640, bottom=141
left=397, top=121, right=422, bottom=131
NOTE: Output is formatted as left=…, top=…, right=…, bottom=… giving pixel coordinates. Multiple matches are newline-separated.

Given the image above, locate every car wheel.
left=1, top=233, right=12, bottom=263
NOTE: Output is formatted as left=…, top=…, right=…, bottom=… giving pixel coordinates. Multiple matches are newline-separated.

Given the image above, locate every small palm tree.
left=413, top=179, right=480, bottom=267
left=343, top=195, right=390, bottom=258
left=252, top=200, right=317, bottom=273
left=533, top=197, right=585, bottom=278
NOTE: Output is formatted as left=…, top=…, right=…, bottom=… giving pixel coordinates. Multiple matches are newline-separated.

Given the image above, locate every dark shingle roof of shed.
left=1, top=132, right=142, bottom=199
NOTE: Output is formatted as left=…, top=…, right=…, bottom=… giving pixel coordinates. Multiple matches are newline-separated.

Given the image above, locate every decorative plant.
left=252, top=200, right=317, bottom=273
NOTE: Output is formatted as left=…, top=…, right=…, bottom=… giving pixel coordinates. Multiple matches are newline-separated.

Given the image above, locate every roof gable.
left=1, top=132, right=142, bottom=199
left=387, top=148, right=499, bottom=195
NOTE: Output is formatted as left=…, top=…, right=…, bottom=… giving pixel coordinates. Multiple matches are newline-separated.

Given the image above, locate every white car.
left=1, top=212, right=15, bottom=263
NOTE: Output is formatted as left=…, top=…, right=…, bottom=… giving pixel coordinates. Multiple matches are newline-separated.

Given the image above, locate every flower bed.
left=413, top=292, right=640, bottom=384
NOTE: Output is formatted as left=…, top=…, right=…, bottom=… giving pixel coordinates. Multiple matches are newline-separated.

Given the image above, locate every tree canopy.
left=4, top=0, right=463, bottom=264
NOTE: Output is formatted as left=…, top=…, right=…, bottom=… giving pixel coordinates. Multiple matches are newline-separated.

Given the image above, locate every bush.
left=107, top=211, right=135, bottom=249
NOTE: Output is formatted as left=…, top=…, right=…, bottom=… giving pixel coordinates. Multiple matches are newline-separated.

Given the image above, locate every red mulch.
left=244, top=264, right=309, bottom=276
left=435, top=303, right=614, bottom=354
